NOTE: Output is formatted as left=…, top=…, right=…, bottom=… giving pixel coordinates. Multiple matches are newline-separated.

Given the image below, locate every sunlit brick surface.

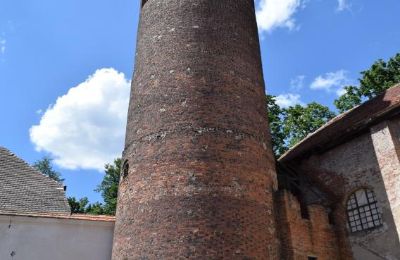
left=112, top=0, right=279, bottom=259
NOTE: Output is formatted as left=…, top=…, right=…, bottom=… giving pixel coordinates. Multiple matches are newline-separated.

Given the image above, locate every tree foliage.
left=95, top=158, right=121, bottom=215
left=335, top=53, right=400, bottom=113
left=33, top=156, right=64, bottom=183
left=68, top=197, right=105, bottom=215
left=333, top=86, right=362, bottom=113
left=266, top=96, right=335, bottom=157
left=268, top=53, right=400, bottom=156
left=85, top=202, right=105, bottom=215
left=266, top=95, right=286, bottom=156
left=67, top=158, right=121, bottom=215
left=68, top=197, right=89, bottom=214
left=282, top=103, right=335, bottom=148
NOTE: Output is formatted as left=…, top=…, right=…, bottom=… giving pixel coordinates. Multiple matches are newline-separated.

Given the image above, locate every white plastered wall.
left=0, top=214, right=114, bottom=260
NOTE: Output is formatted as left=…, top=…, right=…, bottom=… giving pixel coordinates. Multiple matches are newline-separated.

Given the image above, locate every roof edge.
left=0, top=212, right=115, bottom=222
left=279, top=83, right=400, bottom=162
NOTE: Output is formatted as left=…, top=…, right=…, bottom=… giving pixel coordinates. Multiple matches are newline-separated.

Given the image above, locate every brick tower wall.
left=112, top=0, right=279, bottom=259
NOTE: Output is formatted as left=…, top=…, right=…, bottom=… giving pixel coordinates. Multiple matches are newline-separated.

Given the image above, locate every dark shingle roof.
left=0, top=147, right=70, bottom=215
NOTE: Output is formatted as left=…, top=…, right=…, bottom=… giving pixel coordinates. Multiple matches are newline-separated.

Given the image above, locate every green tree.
left=67, top=159, right=122, bottom=216
left=333, top=86, right=362, bottom=113
left=282, top=103, right=336, bottom=148
left=335, top=53, right=400, bottom=113
left=68, top=197, right=89, bottom=214
left=68, top=197, right=105, bottom=215
left=33, top=156, right=64, bottom=183
left=86, top=202, right=105, bottom=215
left=95, top=158, right=122, bottom=215
left=266, top=95, right=287, bottom=156
left=266, top=97, right=336, bottom=157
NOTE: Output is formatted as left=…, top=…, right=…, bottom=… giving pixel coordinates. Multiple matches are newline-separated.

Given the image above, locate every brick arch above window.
left=346, top=188, right=383, bottom=233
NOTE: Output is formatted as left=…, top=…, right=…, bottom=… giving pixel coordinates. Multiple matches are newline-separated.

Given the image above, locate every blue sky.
left=0, top=0, right=398, bottom=203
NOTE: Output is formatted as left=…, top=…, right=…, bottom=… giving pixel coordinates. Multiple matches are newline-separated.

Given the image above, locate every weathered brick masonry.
left=294, top=131, right=400, bottom=259
left=275, top=191, right=342, bottom=260
left=281, top=85, right=400, bottom=259
left=112, top=0, right=279, bottom=258
left=275, top=164, right=352, bottom=260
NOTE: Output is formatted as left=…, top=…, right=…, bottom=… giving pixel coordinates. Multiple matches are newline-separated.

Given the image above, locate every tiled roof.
left=280, top=84, right=400, bottom=162
left=0, top=147, right=71, bottom=215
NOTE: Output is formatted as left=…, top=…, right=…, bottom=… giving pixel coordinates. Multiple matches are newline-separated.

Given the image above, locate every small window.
left=346, top=189, right=383, bottom=233
left=122, top=160, right=129, bottom=180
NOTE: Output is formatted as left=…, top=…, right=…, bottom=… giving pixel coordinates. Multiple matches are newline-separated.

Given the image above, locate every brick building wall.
left=275, top=190, right=343, bottom=260
left=296, top=119, right=400, bottom=259
left=371, top=119, right=400, bottom=239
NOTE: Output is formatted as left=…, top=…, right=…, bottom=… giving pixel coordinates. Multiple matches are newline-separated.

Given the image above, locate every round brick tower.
left=112, top=0, right=279, bottom=259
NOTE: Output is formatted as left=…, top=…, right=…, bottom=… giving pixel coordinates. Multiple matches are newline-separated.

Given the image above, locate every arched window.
left=347, top=189, right=382, bottom=233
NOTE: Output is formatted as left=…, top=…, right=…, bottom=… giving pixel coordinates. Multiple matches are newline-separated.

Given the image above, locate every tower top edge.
left=141, top=0, right=255, bottom=9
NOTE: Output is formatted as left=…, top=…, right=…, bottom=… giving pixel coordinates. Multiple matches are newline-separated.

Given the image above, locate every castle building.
left=112, top=1, right=400, bottom=259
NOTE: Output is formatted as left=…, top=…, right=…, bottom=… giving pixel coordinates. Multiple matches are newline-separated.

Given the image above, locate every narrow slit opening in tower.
left=122, top=160, right=129, bottom=180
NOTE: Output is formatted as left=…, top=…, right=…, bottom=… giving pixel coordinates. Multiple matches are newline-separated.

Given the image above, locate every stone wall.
left=297, top=119, right=400, bottom=259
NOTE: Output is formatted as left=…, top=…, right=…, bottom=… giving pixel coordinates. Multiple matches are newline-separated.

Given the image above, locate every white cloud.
left=290, top=75, right=306, bottom=91
left=256, top=0, right=304, bottom=33
left=336, top=87, right=348, bottom=96
left=30, top=68, right=130, bottom=171
left=337, top=0, right=351, bottom=11
left=275, top=93, right=304, bottom=108
left=0, top=38, right=6, bottom=54
left=310, top=70, right=351, bottom=95
left=36, top=109, right=43, bottom=115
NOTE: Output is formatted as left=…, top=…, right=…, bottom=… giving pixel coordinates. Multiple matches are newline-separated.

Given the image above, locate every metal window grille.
left=347, top=189, right=383, bottom=233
